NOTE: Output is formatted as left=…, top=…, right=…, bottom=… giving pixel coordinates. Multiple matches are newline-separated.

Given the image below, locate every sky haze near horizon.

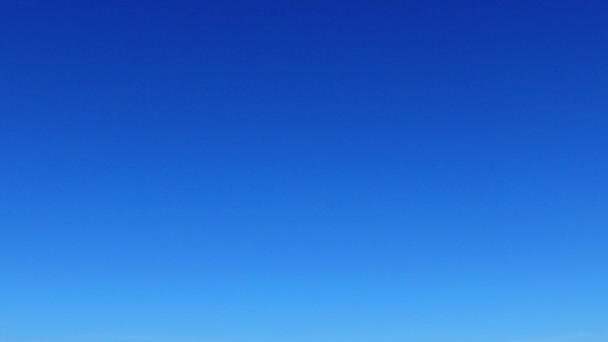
left=1, top=1, right=607, bottom=341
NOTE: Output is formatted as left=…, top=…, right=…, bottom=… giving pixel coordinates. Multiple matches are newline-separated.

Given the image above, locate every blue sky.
left=1, top=1, right=607, bottom=341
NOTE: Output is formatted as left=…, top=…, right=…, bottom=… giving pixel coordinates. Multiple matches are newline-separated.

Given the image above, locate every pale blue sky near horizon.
left=1, top=1, right=607, bottom=342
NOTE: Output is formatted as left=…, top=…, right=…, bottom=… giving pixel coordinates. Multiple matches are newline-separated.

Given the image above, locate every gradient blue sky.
left=1, top=1, right=607, bottom=342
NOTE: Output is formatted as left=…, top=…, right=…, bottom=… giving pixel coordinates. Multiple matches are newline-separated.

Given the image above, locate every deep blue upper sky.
left=1, top=1, right=607, bottom=342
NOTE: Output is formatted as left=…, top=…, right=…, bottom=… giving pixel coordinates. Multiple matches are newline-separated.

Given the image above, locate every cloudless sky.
left=1, top=1, right=607, bottom=342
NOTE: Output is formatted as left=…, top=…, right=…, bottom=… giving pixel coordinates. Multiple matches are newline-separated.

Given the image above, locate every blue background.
left=1, top=1, right=607, bottom=341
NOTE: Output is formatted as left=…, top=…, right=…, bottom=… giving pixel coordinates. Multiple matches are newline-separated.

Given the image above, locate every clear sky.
left=1, top=1, right=607, bottom=342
